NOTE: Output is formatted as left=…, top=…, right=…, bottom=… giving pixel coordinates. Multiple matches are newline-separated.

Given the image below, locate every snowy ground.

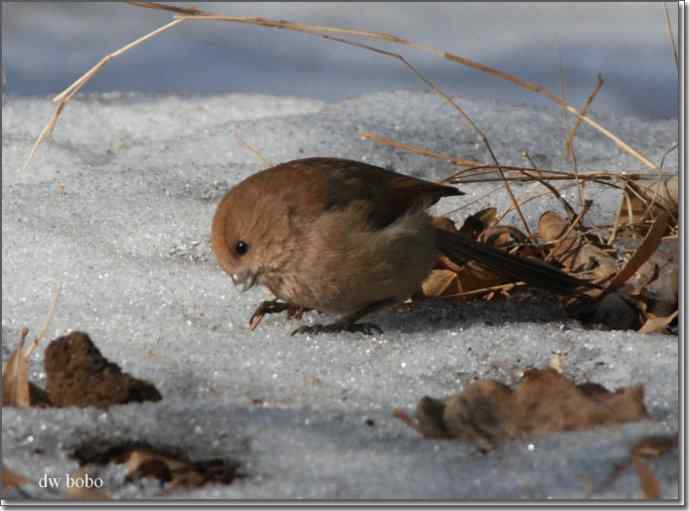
left=1, top=90, right=679, bottom=501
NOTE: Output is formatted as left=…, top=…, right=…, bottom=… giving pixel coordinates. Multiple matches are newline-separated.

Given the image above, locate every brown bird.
left=212, top=157, right=589, bottom=335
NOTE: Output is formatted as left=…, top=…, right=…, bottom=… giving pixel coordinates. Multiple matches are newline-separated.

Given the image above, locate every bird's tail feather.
left=435, top=228, right=592, bottom=295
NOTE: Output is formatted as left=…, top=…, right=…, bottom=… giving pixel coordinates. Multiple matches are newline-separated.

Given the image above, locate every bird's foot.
left=249, top=300, right=309, bottom=331
left=291, top=321, right=383, bottom=336
left=249, top=300, right=290, bottom=331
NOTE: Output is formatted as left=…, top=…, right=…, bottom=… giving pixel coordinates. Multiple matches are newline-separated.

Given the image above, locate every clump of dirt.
left=44, top=332, right=161, bottom=408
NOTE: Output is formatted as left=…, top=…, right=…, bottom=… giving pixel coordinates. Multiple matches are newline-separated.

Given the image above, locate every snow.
left=2, top=90, right=679, bottom=500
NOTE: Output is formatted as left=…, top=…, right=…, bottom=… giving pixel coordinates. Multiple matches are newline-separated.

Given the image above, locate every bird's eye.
left=235, top=240, right=249, bottom=256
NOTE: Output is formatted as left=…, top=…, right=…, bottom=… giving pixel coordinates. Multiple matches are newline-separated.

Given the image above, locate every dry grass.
left=17, top=2, right=678, bottom=331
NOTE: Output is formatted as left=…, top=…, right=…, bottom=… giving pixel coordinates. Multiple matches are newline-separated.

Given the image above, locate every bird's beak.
left=231, top=271, right=257, bottom=292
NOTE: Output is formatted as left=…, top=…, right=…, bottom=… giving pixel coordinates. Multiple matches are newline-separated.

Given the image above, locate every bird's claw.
left=249, top=300, right=289, bottom=331
left=290, top=322, right=383, bottom=336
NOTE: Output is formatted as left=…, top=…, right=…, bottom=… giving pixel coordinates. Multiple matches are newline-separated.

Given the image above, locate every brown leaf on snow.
left=633, top=457, right=660, bottom=499
left=2, top=328, right=33, bottom=407
left=2, top=328, right=50, bottom=408
left=72, top=440, right=242, bottom=491
left=397, top=367, right=648, bottom=451
left=638, top=311, right=679, bottom=334
left=2, top=289, right=60, bottom=408
left=2, top=467, right=31, bottom=494
left=63, top=468, right=111, bottom=500
left=596, top=434, right=678, bottom=499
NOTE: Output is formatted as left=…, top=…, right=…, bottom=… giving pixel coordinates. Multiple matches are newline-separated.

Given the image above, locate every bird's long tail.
left=435, top=228, right=594, bottom=295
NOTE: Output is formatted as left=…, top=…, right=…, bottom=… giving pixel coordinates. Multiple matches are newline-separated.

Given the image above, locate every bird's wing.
left=279, top=157, right=463, bottom=229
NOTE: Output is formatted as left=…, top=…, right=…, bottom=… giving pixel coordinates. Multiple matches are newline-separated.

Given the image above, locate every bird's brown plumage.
left=212, top=157, right=589, bottom=335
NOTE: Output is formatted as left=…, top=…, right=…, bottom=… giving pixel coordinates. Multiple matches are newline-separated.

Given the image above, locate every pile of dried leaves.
left=417, top=175, right=678, bottom=335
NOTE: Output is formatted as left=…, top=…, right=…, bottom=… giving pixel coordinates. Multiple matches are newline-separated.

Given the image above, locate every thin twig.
left=564, top=75, right=604, bottom=164
left=544, top=200, right=592, bottom=264
left=359, top=132, right=481, bottom=168
left=312, top=32, right=536, bottom=240
left=234, top=134, right=273, bottom=167
left=442, top=184, right=505, bottom=216
left=658, top=142, right=678, bottom=168
left=496, top=182, right=579, bottom=223
left=663, top=3, right=679, bottom=76
left=24, top=2, right=658, bottom=173
left=22, top=17, right=185, bottom=172
left=564, top=74, right=604, bottom=209
left=25, top=287, right=61, bottom=357
left=167, top=7, right=657, bottom=169
left=444, top=281, right=526, bottom=300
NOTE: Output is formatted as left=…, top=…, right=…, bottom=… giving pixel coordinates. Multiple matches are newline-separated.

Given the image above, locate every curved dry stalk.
left=663, top=3, right=679, bottom=75
left=442, top=184, right=506, bottom=217
left=22, top=17, right=185, bottom=172
left=564, top=74, right=604, bottom=164
left=359, top=132, right=481, bottom=168
left=659, top=142, right=678, bottom=168
left=564, top=74, right=604, bottom=209
left=23, top=1, right=658, bottom=173
left=311, top=33, right=535, bottom=239
left=496, top=182, right=580, bottom=224
left=25, top=287, right=61, bottom=357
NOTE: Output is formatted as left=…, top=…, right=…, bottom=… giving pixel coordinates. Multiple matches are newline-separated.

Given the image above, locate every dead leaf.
left=639, top=311, right=678, bottom=334
left=2, top=467, right=31, bottom=493
left=398, top=367, right=648, bottom=451
left=608, top=212, right=670, bottom=289
left=63, top=468, right=110, bottom=500
left=2, top=289, right=60, bottom=408
left=617, top=176, right=678, bottom=226
left=457, top=207, right=497, bottom=239
left=627, top=237, right=678, bottom=317
left=72, top=440, right=241, bottom=490
left=596, top=434, right=677, bottom=498
left=420, top=269, right=459, bottom=298
left=2, top=328, right=32, bottom=407
left=633, top=457, right=660, bottom=499
left=538, top=211, right=616, bottom=281
left=631, top=434, right=678, bottom=458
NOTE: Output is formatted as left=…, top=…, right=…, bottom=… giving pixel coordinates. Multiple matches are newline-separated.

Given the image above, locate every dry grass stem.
left=445, top=281, right=525, bottom=300
left=359, top=132, right=481, bottom=168
left=310, top=32, right=535, bottom=240
left=234, top=134, right=273, bottom=167
left=496, top=182, right=580, bottom=224
left=564, top=74, right=604, bottom=209
left=23, top=1, right=657, bottom=172
left=443, top=184, right=505, bottom=216
left=659, top=142, right=678, bottom=168
left=544, top=200, right=592, bottom=264
left=22, top=17, right=185, bottom=172
left=663, top=3, right=679, bottom=75
left=26, top=287, right=61, bottom=357
left=564, top=74, right=604, bottom=164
